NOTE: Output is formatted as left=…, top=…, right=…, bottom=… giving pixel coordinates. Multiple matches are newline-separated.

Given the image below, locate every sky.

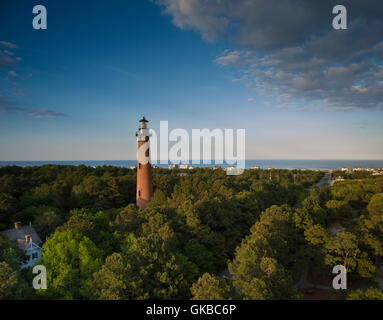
left=0, top=0, right=382, bottom=161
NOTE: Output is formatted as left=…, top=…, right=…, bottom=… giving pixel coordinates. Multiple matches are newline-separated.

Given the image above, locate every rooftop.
left=0, top=224, right=42, bottom=250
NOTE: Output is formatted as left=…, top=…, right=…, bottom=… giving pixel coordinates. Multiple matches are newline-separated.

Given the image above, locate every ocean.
left=1, top=160, right=383, bottom=170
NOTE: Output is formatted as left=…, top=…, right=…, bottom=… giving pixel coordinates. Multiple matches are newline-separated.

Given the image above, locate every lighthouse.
left=136, top=117, right=153, bottom=209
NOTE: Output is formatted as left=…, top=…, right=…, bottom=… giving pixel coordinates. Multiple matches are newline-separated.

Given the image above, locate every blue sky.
left=0, top=0, right=382, bottom=160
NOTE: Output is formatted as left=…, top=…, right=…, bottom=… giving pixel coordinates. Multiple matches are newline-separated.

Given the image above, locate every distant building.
left=129, top=165, right=136, bottom=169
left=267, top=167, right=274, bottom=170
left=169, top=164, right=178, bottom=169
left=0, top=222, right=42, bottom=269
left=250, top=166, right=260, bottom=170
left=353, top=168, right=363, bottom=172
left=179, top=164, right=194, bottom=170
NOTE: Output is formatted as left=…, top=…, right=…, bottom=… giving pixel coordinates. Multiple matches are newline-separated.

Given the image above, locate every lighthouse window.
left=138, top=163, right=141, bottom=169
left=145, top=148, right=149, bottom=157
left=138, top=190, right=141, bottom=197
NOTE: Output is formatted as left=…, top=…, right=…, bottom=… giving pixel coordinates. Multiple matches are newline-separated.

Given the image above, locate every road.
left=316, top=171, right=332, bottom=187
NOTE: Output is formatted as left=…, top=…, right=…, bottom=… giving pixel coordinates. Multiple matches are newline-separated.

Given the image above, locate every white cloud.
left=0, top=41, right=18, bottom=49
left=155, top=0, right=383, bottom=111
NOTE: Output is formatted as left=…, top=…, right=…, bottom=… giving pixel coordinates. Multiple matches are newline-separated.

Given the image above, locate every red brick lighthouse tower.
left=136, top=117, right=153, bottom=209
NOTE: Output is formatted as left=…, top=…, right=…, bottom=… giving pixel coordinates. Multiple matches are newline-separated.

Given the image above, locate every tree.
left=95, top=233, right=187, bottom=299
left=146, top=189, right=167, bottom=208
left=0, top=262, right=18, bottom=300
left=57, top=214, right=96, bottom=240
left=357, top=194, right=383, bottom=259
left=304, top=223, right=329, bottom=246
left=111, top=204, right=141, bottom=235
left=325, top=232, right=375, bottom=278
left=347, top=288, right=383, bottom=300
left=40, top=230, right=103, bottom=299
left=0, top=193, right=17, bottom=228
left=239, top=257, right=300, bottom=300
left=92, top=253, right=129, bottom=300
left=191, top=273, right=235, bottom=300
left=228, top=205, right=303, bottom=299
left=183, top=242, right=215, bottom=275
left=364, top=193, right=383, bottom=235
left=326, top=200, right=353, bottom=220
left=0, top=234, right=25, bottom=268
left=93, top=233, right=188, bottom=299
left=325, top=232, right=360, bottom=272
left=34, top=210, right=62, bottom=240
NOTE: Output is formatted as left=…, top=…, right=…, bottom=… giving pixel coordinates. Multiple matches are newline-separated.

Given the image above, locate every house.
left=250, top=166, right=260, bottom=170
left=179, top=164, right=194, bottom=170
left=334, top=176, right=345, bottom=183
left=0, top=222, right=42, bottom=269
left=169, top=164, right=178, bottom=169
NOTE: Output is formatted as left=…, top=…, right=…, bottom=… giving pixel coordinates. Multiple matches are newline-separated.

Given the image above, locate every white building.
left=0, top=222, right=42, bottom=269
left=179, top=164, right=194, bottom=170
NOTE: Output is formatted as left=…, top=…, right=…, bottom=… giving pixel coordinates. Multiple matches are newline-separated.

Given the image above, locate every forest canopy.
left=0, top=165, right=382, bottom=300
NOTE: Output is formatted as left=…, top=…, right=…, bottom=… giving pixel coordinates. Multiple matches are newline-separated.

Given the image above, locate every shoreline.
left=1, top=160, right=383, bottom=171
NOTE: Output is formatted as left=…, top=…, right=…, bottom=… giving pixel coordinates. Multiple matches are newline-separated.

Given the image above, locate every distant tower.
left=136, top=117, right=153, bottom=209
